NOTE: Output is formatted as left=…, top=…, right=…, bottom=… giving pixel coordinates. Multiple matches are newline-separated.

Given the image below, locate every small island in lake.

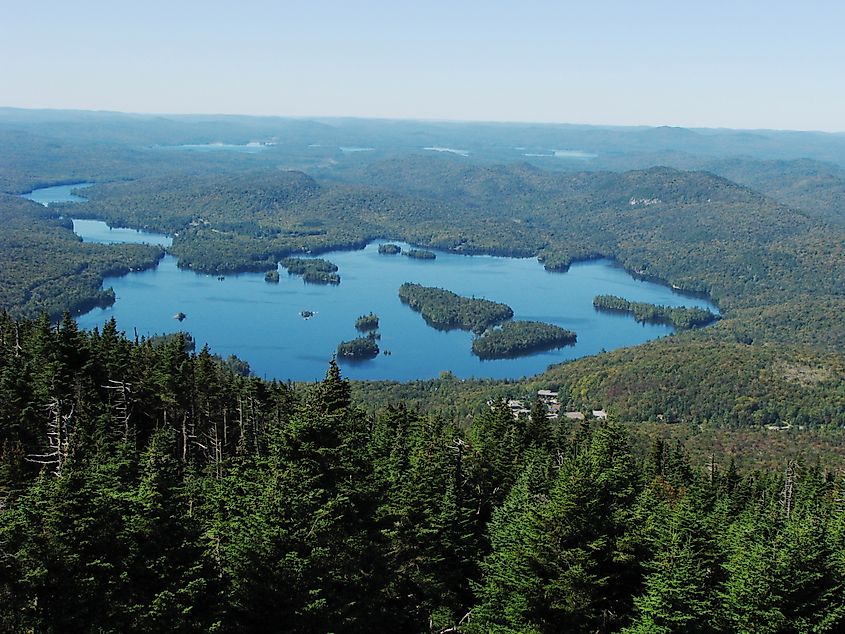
left=355, top=312, right=380, bottom=331
left=300, top=310, right=315, bottom=320
left=147, top=331, right=196, bottom=352
left=264, top=269, right=280, bottom=283
left=281, top=257, right=340, bottom=285
left=592, top=295, right=718, bottom=330
left=404, top=248, right=436, bottom=260
left=398, top=283, right=513, bottom=334
left=378, top=243, right=402, bottom=255
left=472, top=321, right=577, bottom=359
left=337, top=334, right=380, bottom=360
left=173, top=311, right=186, bottom=321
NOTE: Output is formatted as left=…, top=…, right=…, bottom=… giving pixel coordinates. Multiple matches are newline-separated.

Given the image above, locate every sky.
left=2, top=0, right=843, bottom=132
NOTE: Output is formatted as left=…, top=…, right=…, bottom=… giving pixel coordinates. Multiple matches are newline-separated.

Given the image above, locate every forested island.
left=378, top=243, right=401, bottom=255
left=280, top=257, right=340, bottom=285
left=354, top=312, right=379, bottom=331
left=593, top=294, right=718, bottom=329
left=404, top=248, right=436, bottom=260
left=264, top=269, right=279, bottom=283
left=337, top=333, right=380, bottom=359
left=472, top=320, right=577, bottom=359
left=398, top=282, right=513, bottom=334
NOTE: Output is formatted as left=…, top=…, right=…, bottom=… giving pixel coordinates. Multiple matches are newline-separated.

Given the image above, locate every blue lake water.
left=71, top=219, right=173, bottom=247
left=25, top=183, right=719, bottom=383
left=22, top=182, right=94, bottom=206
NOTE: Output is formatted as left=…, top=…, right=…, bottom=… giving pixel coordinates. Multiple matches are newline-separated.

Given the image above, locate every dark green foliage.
left=146, top=331, right=196, bottom=352
left=404, top=248, right=436, bottom=259
left=717, top=510, right=784, bottom=633
left=280, top=257, right=340, bottom=284
left=264, top=269, right=279, bottom=283
left=354, top=312, right=379, bottom=331
left=471, top=423, right=642, bottom=633
left=472, top=320, right=577, bottom=359
left=398, top=282, right=514, bottom=334
left=377, top=243, right=401, bottom=254
left=623, top=495, right=720, bottom=633
left=593, top=294, right=718, bottom=329
left=337, top=335, right=379, bottom=359
left=0, top=194, right=164, bottom=320
left=0, top=315, right=844, bottom=631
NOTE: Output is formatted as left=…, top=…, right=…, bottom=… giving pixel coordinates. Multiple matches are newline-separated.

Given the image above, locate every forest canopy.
left=0, top=314, right=844, bottom=632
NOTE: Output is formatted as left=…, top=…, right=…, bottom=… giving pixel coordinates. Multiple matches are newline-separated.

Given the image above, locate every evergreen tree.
left=624, top=497, right=718, bottom=634
left=717, top=509, right=784, bottom=634
left=471, top=458, right=550, bottom=633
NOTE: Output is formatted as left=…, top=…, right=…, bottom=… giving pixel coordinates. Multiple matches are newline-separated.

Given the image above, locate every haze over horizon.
left=3, top=0, right=844, bottom=133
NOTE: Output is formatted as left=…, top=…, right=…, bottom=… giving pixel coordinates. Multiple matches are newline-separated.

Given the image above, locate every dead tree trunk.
left=27, top=397, right=73, bottom=477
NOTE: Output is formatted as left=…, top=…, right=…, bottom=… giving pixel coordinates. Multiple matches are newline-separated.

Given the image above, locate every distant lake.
left=155, top=142, right=270, bottom=153
left=523, top=149, right=598, bottom=159
left=424, top=147, right=470, bottom=157
left=71, top=219, right=172, bottom=247
left=20, top=183, right=171, bottom=247
left=26, top=183, right=719, bottom=383
left=22, top=182, right=94, bottom=206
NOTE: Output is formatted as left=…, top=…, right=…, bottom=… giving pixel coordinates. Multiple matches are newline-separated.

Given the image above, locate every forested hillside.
left=2, top=314, right=845, bottom=632
left=352, top=332, right=845, bottom=432
left=702, top=157, right=845, bottom=227
left=0, top=194, right=163, bottom=318
left=3, top=149, right=843, bottom=439
left=71, top=161, right=845, bottom=314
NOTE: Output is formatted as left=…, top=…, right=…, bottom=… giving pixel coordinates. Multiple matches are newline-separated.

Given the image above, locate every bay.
left=22, top=182, right=94, bottom=206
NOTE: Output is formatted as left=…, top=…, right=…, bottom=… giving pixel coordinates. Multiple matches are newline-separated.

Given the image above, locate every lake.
left=155, top=142, right=270, bottom=153
left=25, top=184, right=719, bottom=383
left=22, top=182, right=94, bottom=206
left=71, top=219, right=172, bottom=247
left=21, top=183, right=172, bottom=247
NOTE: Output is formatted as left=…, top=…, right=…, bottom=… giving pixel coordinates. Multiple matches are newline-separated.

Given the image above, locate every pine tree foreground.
left=0, top=314, right=843, bottom=632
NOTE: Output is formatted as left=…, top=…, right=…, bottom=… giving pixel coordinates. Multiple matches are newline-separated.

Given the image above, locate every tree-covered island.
left=593, top=294, right=718, bottom=329
left=280, top=257, right=340, bottom=285
left=472, top=320, right=577, bottom=359
left=264, top=269, right=280, bottom=283
left=378, top=243, right=402, bottom=255
left=355, top=312, right=380, bottom=331
left=404, top=248, right=436, bottom=260
left=398, top=283, right=513, bottom=334
left=337, top=334, right=380, bottom=359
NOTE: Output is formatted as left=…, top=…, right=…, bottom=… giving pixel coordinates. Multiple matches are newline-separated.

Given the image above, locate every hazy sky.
left=2, top=0, right=843, bottom=131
